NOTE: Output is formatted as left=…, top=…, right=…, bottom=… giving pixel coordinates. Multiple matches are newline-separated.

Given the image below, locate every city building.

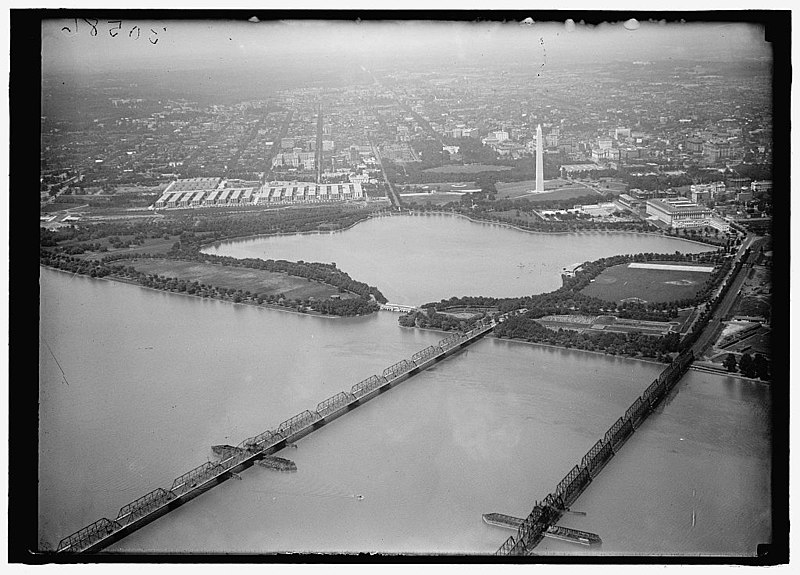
left=691, top=189, right=712, bottom=205
left=751, top=180, right=772, bottom=194
left=617, top=194, right=642, bottom=210
left=646, top=198, right=714, bottom=228
left=726, top=176, right=751, bottom=190
left=703, top=140, right=731, bottom=162
left=596, top=137, right=613, bottom=150
left=690, top=182, right=725, bottom=204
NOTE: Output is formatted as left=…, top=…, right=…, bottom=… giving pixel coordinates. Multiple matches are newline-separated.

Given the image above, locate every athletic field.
left=581, top=261, right=715, bottom=304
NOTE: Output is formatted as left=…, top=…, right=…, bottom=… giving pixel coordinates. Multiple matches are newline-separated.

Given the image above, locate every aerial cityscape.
left=30, top=14, right=785, bottom=561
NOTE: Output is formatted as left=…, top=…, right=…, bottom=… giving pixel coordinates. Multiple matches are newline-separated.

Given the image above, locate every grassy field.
left=69, top=237, right=178, bottom=260
left=495, top=179, right=604, bottom=202
left=400, top=193, right=465, bottom=206
left=581, top=262, right=715, bottom=304
left=115, top=258, right=352, bottom=300
left=399, top=181, right=477, bottom=192
left=41, top=202, right=88, bottom=213
left=423, top=164, right=513, bottom=174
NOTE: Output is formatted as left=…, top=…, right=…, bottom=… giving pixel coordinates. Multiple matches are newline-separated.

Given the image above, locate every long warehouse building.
left=153, top=180, right=364, bottom=209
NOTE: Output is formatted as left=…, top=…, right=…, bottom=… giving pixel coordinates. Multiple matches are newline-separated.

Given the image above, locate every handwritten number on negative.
left=60, top=19, right=164, bottom=43
left=61, top=18, right=79, bottom=35
left=108, top=20, right=122, bottom=38
left=83, top=18, right=99, bottom=36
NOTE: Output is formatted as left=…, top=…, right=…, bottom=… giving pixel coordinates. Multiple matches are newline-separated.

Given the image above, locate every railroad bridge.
left=493, top=350, right=695, bottom=556
left=57, top=311, right=520, bottom=553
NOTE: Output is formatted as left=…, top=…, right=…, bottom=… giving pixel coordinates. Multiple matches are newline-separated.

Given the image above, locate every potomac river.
left=38, top=215, right=770, bottom=554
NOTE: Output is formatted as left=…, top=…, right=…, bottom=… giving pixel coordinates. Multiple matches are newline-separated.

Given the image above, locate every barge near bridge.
left=56, top=312, right=516, bottom=553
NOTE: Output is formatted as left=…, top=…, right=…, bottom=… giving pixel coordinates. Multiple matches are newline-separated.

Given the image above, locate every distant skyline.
left=42, top=17, right=772, bottom=76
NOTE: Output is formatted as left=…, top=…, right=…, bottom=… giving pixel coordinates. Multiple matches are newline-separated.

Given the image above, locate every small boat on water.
left=257, top=456, right=297, bottom=472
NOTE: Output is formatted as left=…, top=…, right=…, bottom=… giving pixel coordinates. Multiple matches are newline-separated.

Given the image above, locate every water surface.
left=39, top=268, right=769, bottom=555
left=204, top=214, right=715, bottom=304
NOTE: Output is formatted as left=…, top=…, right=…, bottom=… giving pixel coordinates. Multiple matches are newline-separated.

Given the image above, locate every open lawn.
left=423, top=164, right=513, bottom=174
left=495, top=179, right=604, bottom=202
left=41, top=202, right=88, bottom=213
left=399, top=181, right=476, bottom=193
left=114, top=258, right=352, bottom=301
left=67, top=237, right=178, bottom=260
left=581, top=262, right=715, bottom=304
left=401, top=193, right=465, bottom=206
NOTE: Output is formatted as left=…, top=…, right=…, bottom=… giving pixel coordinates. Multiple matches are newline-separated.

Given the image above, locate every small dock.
left=483, top=513, right=601, bottom=546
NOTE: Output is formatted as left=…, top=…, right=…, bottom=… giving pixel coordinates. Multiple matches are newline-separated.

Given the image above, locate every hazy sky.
left=42, top=18, right=772, bottom=75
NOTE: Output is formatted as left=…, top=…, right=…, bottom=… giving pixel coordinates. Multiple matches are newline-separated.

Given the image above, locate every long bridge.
left=493, top=349, right=695, bottom=556
left=56, top=311, right=520, bottom=553
left=491, top=239, right=758, bottom=555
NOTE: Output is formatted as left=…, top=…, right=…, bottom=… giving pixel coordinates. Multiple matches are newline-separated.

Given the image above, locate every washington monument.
left=536, top=123, right=544, bottom=192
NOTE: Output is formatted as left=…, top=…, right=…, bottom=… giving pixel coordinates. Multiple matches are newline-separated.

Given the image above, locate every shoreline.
left=398, top=325, right=769, bottom=378
left=39, top=264, right=360, bottom=320
left=201, top=208, right=722, bottom=251
left=487, top=334, right=671, bottom=366
left=690, top=361, right=770, bottom=384
left=392, top=210, right=723, bottom=248
left=399, top=322, right=671, bottom=367
left=198, top=210, right=378, bottom=251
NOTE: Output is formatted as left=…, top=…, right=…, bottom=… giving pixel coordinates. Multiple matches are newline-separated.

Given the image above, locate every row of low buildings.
left=152, top=178, right=364, bottom=209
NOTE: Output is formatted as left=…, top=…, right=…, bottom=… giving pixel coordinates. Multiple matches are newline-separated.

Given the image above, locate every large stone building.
left=703, top=140, right=731, bottom=162
left=646, top=198, right=714, bottom=229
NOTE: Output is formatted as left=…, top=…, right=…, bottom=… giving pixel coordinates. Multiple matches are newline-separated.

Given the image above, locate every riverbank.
left=198, top=208, right=378, bottom=251
left=400, top=322, right=671, bottom=366
left=690, top=361, right=770, bottom=384
left=489, top=334, right=672, bottom=366
left=375, top=210, right=724, bottom=249
left=39, top=264, right=350, bottom=320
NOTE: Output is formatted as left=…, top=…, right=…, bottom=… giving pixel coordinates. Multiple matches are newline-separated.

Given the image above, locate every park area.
left=114, top=258, right=352, bottom=301
left=423, top=163, right=513, bottom=174
left=581, top=261, right=716, bottom=304
left=494, top=179, right=604, bottom=202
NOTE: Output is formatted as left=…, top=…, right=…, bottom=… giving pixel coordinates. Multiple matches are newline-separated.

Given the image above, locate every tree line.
left=40, top=249, right=382, bottom=317
left=494, top=316, right=681, bottom=362
left=723, top=352, right=771, bottom=381
left=40, top=204, right=390, bottom=317
left=398, top=249, right=735, bottom=360
left=40, top=205, right=381, bottom=253
left=416, top=250, right=729, bottom=320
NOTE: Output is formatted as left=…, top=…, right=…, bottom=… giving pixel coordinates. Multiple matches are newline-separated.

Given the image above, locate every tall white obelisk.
left=535, top=123, right=544, bottom=193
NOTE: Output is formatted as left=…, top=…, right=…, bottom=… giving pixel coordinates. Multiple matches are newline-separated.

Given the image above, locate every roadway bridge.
left=57, top=311, right=521, bottom=553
